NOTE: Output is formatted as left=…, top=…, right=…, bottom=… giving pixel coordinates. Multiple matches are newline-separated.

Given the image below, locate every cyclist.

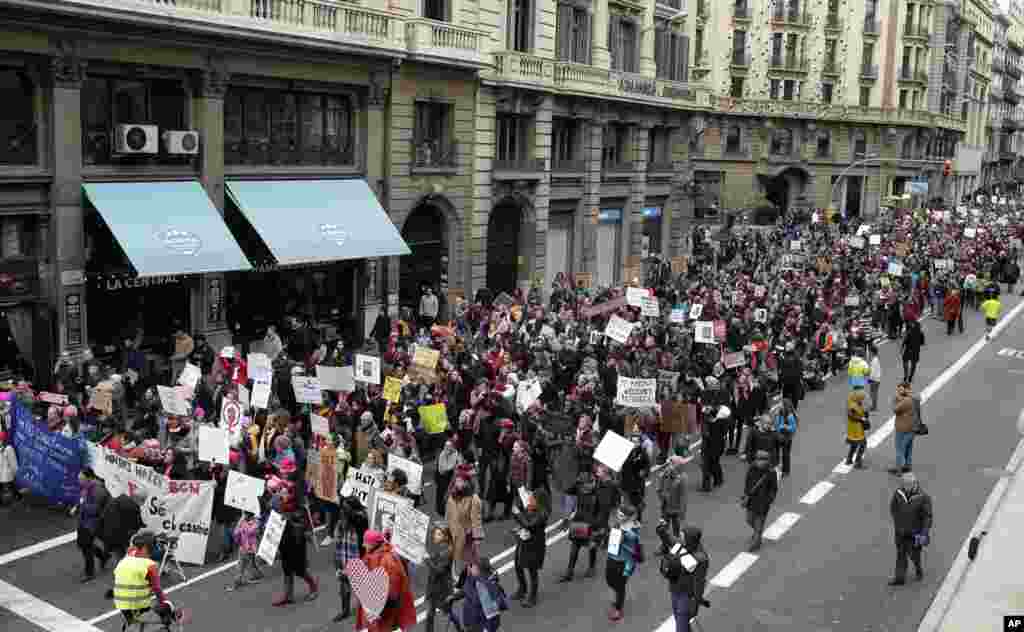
left=111, top=531, right=176, bottom=628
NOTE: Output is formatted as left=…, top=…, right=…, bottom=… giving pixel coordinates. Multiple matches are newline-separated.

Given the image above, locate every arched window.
left=0, top=69, right=37, bottom=165
left=770, top=128, right=792, bottom=156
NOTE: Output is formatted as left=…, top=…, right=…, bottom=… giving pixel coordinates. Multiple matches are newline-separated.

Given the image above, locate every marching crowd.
left=1, top=199, right=1021, bottom=632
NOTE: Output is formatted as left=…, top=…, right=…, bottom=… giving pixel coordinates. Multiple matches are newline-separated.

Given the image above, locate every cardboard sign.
left=604, top=315, right=635, bottom=344
left=615, top=376, right=657, bottom=408
left=177, top=363, right=201, bottom=389
left=314, top=445, right=339, bottom=504
left=894, top=243, right=910, bottom=257
left=575, top=272, right=593, bottom=289
left=341, top=467, right=383, bottom=507
left=639, top=295, right=660, bottom=317
left=247, top=353, right=272, bottom=383
left=581, top=296, right=627, bottom=318
left=198, top=425, right=230, bottom=465
left=623, top=265, right=641, bottom=284
left=224, top=470, right=265, bottom=515
left=354, top=354, right=381, bottom=385
left=368, top=490, right=413, bottom=534
left=626, top=287, right=650, bottom=307
left=593, top=430, right=635, bottom=472
left=695, top=320, right=716, bottom=344
left=723, top=352, right=746, bottom=369
left=671, top=256, right=688, bottom=275
left=317, top=365, right=355, bottom=392
left=869, top=234, right=881, bottom=246
left=689, top=303, right=703, bottom=319
left=392, top=503, right=430, bottom=565
left=754, top=308, right=767, bottom=323
left=311, top=413, right=331, bottom=437
left=412, top=347, right=440, bottom=369
left=292, top=376, right=324, bottom=404
left=251, top=382, right=271, bottom=410
left=387, top=453, right=424, bottom=495
left=383, top=376, right=402, bottom=403
left=157, top=385, right=190, bottom=417
left=257, top=511, right=286, bottom=565
left=849, top=236, right=865, bottom=249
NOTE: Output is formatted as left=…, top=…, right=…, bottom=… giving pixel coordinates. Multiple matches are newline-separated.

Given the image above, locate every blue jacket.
left=774, top=412, right=797, bottom=435
left=461, top=574, right=508, bottom=632
left=608, top=525, right=643, bottom=577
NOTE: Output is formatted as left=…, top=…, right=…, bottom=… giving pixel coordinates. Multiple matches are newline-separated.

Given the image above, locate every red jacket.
left=943, top=293, right=961, bottom=322
left=355, top=544, right=417, bottom=632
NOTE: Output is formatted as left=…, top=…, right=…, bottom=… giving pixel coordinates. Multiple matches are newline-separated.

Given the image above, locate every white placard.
left=515, top=379, right=543, bottom=413
left=354, top=354, right=381, bottom=385
left=317, top=365, right=356, bottom=392
left=608, top=528, right=623, bottom=555
left=869, top=234, right=881, bottom=246
left=251, top=381, right=271, bottom=410
left=849, top=236, right=865, bottom=249
left=198, top=425, right=230, bottom=465
left=754, top=308, right=768, bottom=323
left=639, top=296, right=660, bottom=317
left=689, top=303, right=703, bottom=319
left=790, top=240, right=802, bottom=251
left=387, top=453, right=424, bottom=495
left=247, top=353, right=272, bottom=383
left=157, top=385, right=190, bottom=417
left=615, top=376, right=657, bottom=408
left=593, top=430, right=636, bottom=472
left=237, top=384, right=250, bottom=410
left=292, top=376, right=324, bottom=404
left=695, top=320, right=716, bottom=344
left=257, top=511, right=286, bottom=566
left=392, top=504, right=430, bottom=565
left=670, top=308, right=686, bottom=323
left=626, top=287, right=650, bottom=307
left=340, top=467, right=383, bottom=507
left=177, top=363, right=201, bottom=388
left=965, top=228, right=977, bottom=238
left=845, top=295, right=860, bottom=307
left=311, top=413, right=331, bottom=437
left=224, top=470, right=265, bottom=515
left=220, top=398, right=244, bottom=445
left=368, top=490, right=413, bottom=534
left=888, top=262, right=904, bottom=276
left=856, top=224, right=871, bottom=236
left=604, top=315, right=634, bottom=344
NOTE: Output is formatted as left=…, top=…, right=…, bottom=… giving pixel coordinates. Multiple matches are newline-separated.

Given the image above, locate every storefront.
left=0, top=258, right=48, bottom=383
left=640, top=204, right=663, bottom=257
left=596, top=208, right=623, bottom=288
left=546, top=202, right=576, bottom=286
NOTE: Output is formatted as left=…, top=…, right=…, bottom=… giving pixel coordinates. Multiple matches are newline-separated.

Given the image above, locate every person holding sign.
left=656, top=523, right=710, bottom=632
left=355, top=530, right=418, bottom=632
left=604, top=504, right=644, bottom=622
left=333, top=495, right=369, bottom=622
left=511, top=488, right=549, bottom=608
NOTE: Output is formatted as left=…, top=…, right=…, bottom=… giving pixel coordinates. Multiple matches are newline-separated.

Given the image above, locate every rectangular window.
left=785, top=33, right=799, bottom=64
left=610, top=16, right=638, bottom=72
left=424, top=0, right=448, bottom=21
left=769, top=79, right=781, bottom=100
left=552, top=118, right=578, bottom=166
left=822, top=82, right=833, bottom=103
left=413, top=100, right=455, bottom=167
left=602, top=123, right=629, bottom=167
left=724, top=126, right=741, bottom=154
left=899, top=89, right=908, bottom=109
left=783, top=79, right=795, bottom=100
left=733, top=30, right=747, bottom=64
left=82, top=76, right=187, bottom=165
left=647, top=127, right=671, bottom=167
left=731, top=77, right=744, bottom=98
left=496, top=114, right=531, bottom=163
left=860, top=85, right=871, bottom=106
left=508, top=0, right=533, bottom=52
left=854, top=134, right=867, bottom=157
left=862, top=42, right=874, bottom=66
left=817, top=131, right=830, bottom=157
left=824, top=39, right=837, bottom=69
left=771, top=33, right=783, bottom=65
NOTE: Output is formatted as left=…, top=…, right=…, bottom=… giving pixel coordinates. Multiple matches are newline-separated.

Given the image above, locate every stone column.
left=625, top=122, right=650, bottom=278
left=195, top=59, right=231, bottom=349
left=534, top=96, right=553, bottom=299
left=582, top=119, right=603, bottom=274
left=470, top=86, right=497, bottom=296
left=50, top=40, right=86, bottom=356
left=366, top=70, right=389, bottom=329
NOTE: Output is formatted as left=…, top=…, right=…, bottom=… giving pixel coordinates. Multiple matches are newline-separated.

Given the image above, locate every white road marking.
left=709, top=552, right=759, bottom=588
left=799, top=481, right=834, bottom=505
left=0, top=532, right=76, bottom=567
left=762, top=512, right=801, bottom=541
left=832, top=462, right=853, bottom=474
left=0, top=579, right=104, bottom=631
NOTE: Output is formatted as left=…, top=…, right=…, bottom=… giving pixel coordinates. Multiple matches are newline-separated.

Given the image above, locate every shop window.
left=0, top=69, right=37, bottom=165
left=413, top=100, right=456, bottom=168
left=602, top=123, right=630, bottom=168
left=82, top=76, right=187, bottom=165
left=224, top=86, right=355, bottom=166
left=508, top=0, right=534, bottom=52
left=552, top=117, right=580, bottom=167
left=609, top=15, right=638, bottom=73
left=770, top=128, right=793, bottom=156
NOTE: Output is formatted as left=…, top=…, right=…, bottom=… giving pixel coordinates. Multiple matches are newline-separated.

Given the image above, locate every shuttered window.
left=609, top=15, right=639, bottom=72
left=654, top=22, right=689, bottom=81
left=556, top=2, right=592, bottom=63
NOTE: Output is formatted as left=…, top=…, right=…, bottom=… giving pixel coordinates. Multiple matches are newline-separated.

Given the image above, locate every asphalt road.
left=1, top=296, right=1022, bottom=632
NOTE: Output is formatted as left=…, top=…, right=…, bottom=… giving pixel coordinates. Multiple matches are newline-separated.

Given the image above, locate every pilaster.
left=592, top=0, right=611, bottom=70
left=626, top=122, right=651, bottom=269
left=582, top=120, right=603, bottom=275
left=534, top=96, right=553, bottom=298
left=471, top=85, right=497, bottom=296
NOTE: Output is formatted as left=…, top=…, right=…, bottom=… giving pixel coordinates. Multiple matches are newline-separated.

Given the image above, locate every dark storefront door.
left=487, top=202, right=522, bottom=293
left=400, top=204, right=447, bottom=312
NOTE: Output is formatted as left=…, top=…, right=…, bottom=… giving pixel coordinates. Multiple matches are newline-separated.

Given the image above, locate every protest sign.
left=657, top=370, right=680, bottom=391
left=694, top=321, right=716, bottom=344
left=258, top=511, right=286, bottom=565
left=11, top=400, right=85, bottom=505
left=849, top=236, right=865, bottom=249
left=383, top=376, right=402, bottom=403
left=292, top=376, right=324, bottom=405
left=251, top=382, right=271, bottom=410
left=516, top=379, right=543, bottom=413
left=869, top=234, right=881, bottom=246
left=392, top=504, right=430, bottom=564
left=723, top=352, right=746, bottom=369
left=964, top=227, right=977, bottom=238
left=670, top=256, right=688, bottom=275
left=790, top=240, right=801, bottom=251
left=157, top=385, right=190, bottom=416
left=311, top=413, right=331, bottom=437
left=354, top=354, right=381, bottom=385
left=604, top=315, right=634, bottom=344
left=754, top=285, right=766, bottom=298
left=581, top=296, right=627, bottom=318
left=593, top=430, right=635, bottom=472
left=387, top=453, right=424, bottom=495
left=220, top=399, right=243, bottom=445
left=575, top=272, right=593, bottom=289
left=669, top=308, right=685, bottom=323
left=689, top=303, right=703, bottom=319
left=615, top=376, right=657, bottom=408
left=198, top=425, right=230, bottom=465
left=317, top=365, right=355, bottom=392
left=315, top=446, right=339, bottom=503
left=88, top=382, right=113, bottom=415
left=247, top=353, right=272, bottom=383
left=419, top=403, right=448, bottom=434
left=412, top=347, right=440, bottom=369
left=305, top=448, right=320, bottom=491
left=754, top=308, right=768, bottom=323
left=894, top=243, right=910, bottom=258
left=626, top=287, right=649, bottom=307
left=38, top=392, right=69, bottom=406
left=368, top=490, right=413, bottom=534
left=237, top=384, right=250, bottom=410
left=845, top=295, right=861, bottom=307
left=639, top=296, right=660, bottom=317
left=341, top=467, right=383, bottom=507
left=856, top=224, right=871, bottom=236
left=178, top=363, right=201, bottom=388
left=224, top=470, right=265, bottom=515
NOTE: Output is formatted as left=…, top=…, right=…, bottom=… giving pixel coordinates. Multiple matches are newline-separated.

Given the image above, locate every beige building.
left=0, top=0, right=986, bottom=382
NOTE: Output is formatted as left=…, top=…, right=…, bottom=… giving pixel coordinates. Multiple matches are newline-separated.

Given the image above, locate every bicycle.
left=118, top=599, right=190, bottom=632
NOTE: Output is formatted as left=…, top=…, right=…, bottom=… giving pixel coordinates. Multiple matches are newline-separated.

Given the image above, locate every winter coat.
left=99, top=494, right=145, bottom=549
left=701, top=418, right=727, bottom=457
left=893, top=394, right=915, bottom=433
left=424, top=545, right=454, bottom=603
left=943, top=293, right=961, bottom=322
left=620, top=448, right=650, bottom=495
left=446, top=493, right=483, bottom=565
left=890, top=487, right=933, bottom=537
left=747, top=427, right=778, bottom=462
left=742, top=464, right=778, bottom=516
left=78, top=481, right=110, bottom=533
left=355, top=543, right=418, bottom=632
left=847, top=391, right=867, bottom=442
left=902, top=327, right=925, bottom=361
left=656, top=466, right=687, bottom=518
left=0, top=444, right=17, bottom=483
left=661, top=527, right=709, bottom=616
left=512, top=494, right=548, bottom=571
left=461, top=573, right=508, bottom=632
left=593, top=480, right=621, bottom=530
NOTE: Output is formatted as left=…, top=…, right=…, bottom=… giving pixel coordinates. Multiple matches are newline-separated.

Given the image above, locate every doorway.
left=487, top=200, right=524, bottom=293
left=400, top=203, right=447, bottom=311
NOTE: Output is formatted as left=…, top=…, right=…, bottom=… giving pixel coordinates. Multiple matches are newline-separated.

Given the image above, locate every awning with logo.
left=82, top=181, right=253, bottom=277
left=224, top=179, right=410, bottom=267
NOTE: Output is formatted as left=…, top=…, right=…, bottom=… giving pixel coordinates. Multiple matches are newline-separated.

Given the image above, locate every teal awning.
left=82, top=181, right=252, bottom=277
left=225, top=179, right=410, bottom=267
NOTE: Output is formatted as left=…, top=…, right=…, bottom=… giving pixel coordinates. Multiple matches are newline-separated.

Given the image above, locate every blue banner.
left=11, top=400, right=85, bottom=505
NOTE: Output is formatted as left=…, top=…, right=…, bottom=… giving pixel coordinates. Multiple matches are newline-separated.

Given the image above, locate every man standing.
left=741, top=450, right=778, bottom=552
left=889, top=473, right=932, bottom=586
left=901, top=321, right=925, bottom=383
left=891, top=383, right=916, bottom=475
left=656, top=456, right=688, bottom=539
left=419, top=285, right=439, bottom=331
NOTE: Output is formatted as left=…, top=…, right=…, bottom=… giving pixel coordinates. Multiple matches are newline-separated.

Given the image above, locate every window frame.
left=0, top=67, right=38, bottom=167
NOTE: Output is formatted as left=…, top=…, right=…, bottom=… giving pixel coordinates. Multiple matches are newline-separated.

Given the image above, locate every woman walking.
left=511, top=488, right=548, bottom=608
left=605, top=504, right=644, bottom=622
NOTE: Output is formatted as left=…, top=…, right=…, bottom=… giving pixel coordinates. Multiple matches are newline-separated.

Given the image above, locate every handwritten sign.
left=392, top=504, right=430, bottom=564
left=247, top=353, right=272, bottom=383
left=754, top=308, right=767, bottom=323
left=639, top=295, right=660, bottom=317
left=412, top=347, right=440, bottom=369
left=224, top=470, right=265, bottom=515
left=157, top=385, right=190, bottom=417
left=689, top=303, right=703, bottom=320
left=354, top=354, right=381, bottom=385
left=251, top=382, right=271, bottom=410
left=670, top=308, right=685, bottom=323
left=575, top=272, right=593, bottom=289
left=671, top=256, right=688, bottom=275
left=292, top=376, right=324, bottom=404
left=177, top=363, right=201, bottom=389
left=198, top=425, right=230, bottom=465
left=593, top=430, right=635, bottom=472
left=257, top=511, right=286, bottom=565
left=317, top=365, right=355, bottom=392
left=869, top=234, right=881, bottom=246
left=626, top=287, right=650, bottom=307
left=615, top=376, right=657, bottom=407
left=387, top=453, right=424, bottom=495
left=694, top=320, right=716, bottom=344
left=604, top=315, right=634, bottom=344
left=383, top=376, right=402, bottom=403
left=341, top=467, right=383, bottom=507
left=315, top=445, right=339, bottom=503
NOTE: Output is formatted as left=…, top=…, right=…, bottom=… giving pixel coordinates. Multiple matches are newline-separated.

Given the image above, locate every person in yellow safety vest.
left=847, top=349, right=870, bottom=389
left=111, top=531, right=174, bottom=625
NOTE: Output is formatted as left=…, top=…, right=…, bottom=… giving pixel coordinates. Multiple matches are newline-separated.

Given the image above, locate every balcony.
left=822, top=58, right=840, bottom=76
left=406, top=18, right=486, bottom=67
left=770, top=8, right=811, bottom=27
left=709, top=98, right=968, bottom=134
left=734, top=3, right=750, bottom=21
left=825, top=13, right=842, bottom=31
left=493, top=157, right=546, bottom=179
left=860, top=64, right=879, bottom=80
left=864, top=17, right=881, bottom=37
left=411, top=139, right=458, bottom=174
left=903, top=23, right=930, bottom=40
left=769, top=55, right=809, bottom=73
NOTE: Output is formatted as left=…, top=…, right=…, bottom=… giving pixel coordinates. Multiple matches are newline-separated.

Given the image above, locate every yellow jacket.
left=847, top=391, right=867, bottom=442
left=113, top=555, right=155, bottom=611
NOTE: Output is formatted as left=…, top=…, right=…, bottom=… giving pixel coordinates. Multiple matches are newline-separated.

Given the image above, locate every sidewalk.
left=918, top=436, right=1024, bottom=632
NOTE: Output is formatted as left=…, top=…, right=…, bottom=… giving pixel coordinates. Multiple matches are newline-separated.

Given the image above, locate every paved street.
left=1, top=297, right=1022, bottom=632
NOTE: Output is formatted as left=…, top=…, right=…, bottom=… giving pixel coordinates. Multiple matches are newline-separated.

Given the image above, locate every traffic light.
left=943, top=160, right=952, bottom=177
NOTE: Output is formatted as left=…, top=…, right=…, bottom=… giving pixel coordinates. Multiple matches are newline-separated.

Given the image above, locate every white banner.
left=604, top=315, right=634, bottom=344
left=198, top=425, right=230, bottom=465
left=354, top=355, right=381, bottom=385
left=89, top=444, right=214, bottom=566
left=224, top=470, right=265, bottom=515
left=615, top=376, right=657, bottom=407
left=392, top=504, right=430, bottom=565
left=387, top=453, right=424, bottom=495
left=292, top=376, right=324, bottom=404
left=257, top=511, right=285, bottom=566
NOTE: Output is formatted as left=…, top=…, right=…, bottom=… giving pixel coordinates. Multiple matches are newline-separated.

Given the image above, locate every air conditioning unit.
left=163, top=130, right=200, bottom=155
left=115, top=124, right=158, bottom=154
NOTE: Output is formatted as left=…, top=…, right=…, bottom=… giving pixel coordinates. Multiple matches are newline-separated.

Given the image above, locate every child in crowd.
left=226, top=511, right=264, bottom=591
